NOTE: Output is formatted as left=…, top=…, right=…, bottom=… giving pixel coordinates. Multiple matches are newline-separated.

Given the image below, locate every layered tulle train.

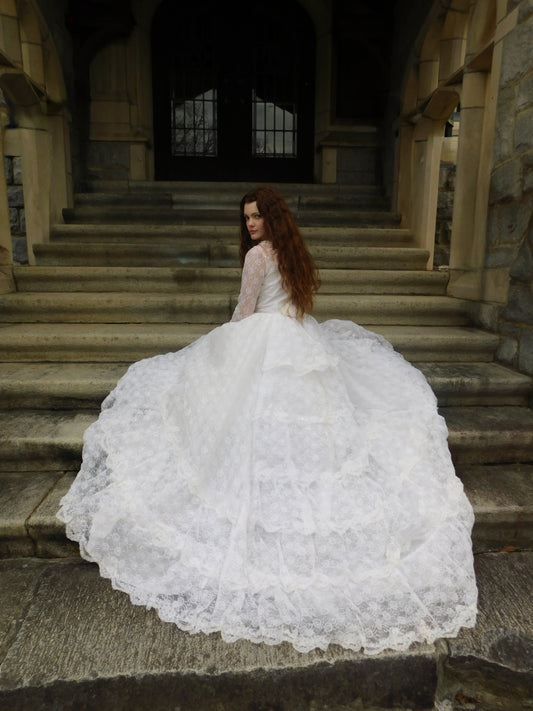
left=57, top=314, right=477, bottom=653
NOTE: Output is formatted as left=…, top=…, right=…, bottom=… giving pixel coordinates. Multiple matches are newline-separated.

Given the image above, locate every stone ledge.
left=443, top=406, right=533, bottom=464
left=3, top=405, right=533, bottom=471
left=1, top=466, right=532, bottom=560
left=0, top=552, right=531, bottom=710
left=0, top=557, right=437, bottom=711
left=436, top=551, right=533, bottom=710
left=3, top=359, right=528, bottom=411
left=0, top=472, right=78, bottom=557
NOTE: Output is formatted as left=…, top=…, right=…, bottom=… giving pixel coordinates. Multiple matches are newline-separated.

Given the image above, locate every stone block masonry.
left=4, top=156, right=26, bottom=265
left=478, top=8, right=533, bottom=379
left=435, top=162, right=456, bottom=267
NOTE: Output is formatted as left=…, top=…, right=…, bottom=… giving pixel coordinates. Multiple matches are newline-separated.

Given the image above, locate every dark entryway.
left=151, top=0, right=316, bottom=182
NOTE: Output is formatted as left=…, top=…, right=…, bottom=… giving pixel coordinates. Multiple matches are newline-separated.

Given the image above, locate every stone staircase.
left=0, top=181, right=532, bottom=710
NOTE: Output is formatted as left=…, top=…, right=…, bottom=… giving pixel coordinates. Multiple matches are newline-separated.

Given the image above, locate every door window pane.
left=171, top=89, right=218, bottom=157
left=252, top=92, right=297, bottom=157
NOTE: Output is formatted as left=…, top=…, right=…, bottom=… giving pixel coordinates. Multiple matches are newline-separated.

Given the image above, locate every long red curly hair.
left=239, top=186, right=320, bottom=317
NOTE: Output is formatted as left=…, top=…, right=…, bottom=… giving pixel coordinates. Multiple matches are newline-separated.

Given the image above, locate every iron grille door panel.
left=152, top=0, right=315, bottom=181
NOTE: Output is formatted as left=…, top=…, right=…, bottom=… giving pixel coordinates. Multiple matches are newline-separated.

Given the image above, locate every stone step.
left=0, top=554, right=437, bottom=710
left=2, top=361, right=528, bottom=411
left=439, top=551, right=533, bottom=710
left=0, top=551, right=531, bottom=710
left=441, top=406, right=533, bottom=464
left=75, top=185, right=388, bottom=208
left=63, top=206, right=401, bottom=227
left=1, top=465, right=532, bottom=559
left=415, top=361, right=533, bottom=406
left=1, top=406, right=531, bottom=473
left=49, top=223, right=413, bottom=245
left=13, top=266, right=449, bottom=295
left=460, top=464, right=533, bottom=552
left=0, top=324, right=499, bottom=363
left=0, top=293, right=472, bottom=326
left=0, top=363, right=129, bottom=409
left=84, top=179, right=388, bottom=203
left=0, top=411, right=94, bottom=471
left=0, top=292, right=233, bottom=324
left=33, top=242, right=429, bottom=270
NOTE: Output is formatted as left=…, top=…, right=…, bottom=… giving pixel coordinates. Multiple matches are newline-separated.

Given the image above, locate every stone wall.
left=477, top=3, right=533, bottom=377
left=4, top=156, right=26, bottom=265
left=435, top=162, right=455, bottom=267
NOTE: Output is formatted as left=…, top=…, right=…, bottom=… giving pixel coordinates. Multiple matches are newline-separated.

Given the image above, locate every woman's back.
left=254, top=242, right=293, bottom=315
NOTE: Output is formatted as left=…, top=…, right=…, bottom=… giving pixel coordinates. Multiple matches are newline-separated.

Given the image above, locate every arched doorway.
left=151, top=0, right=316, bottom=181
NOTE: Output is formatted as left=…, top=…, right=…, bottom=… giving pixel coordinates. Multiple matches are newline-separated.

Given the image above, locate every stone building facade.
left=0, top=0, right=532, bottom=377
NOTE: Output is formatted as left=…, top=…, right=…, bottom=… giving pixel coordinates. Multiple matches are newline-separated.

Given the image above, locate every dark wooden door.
left=152, top=0, right=315, bottom=181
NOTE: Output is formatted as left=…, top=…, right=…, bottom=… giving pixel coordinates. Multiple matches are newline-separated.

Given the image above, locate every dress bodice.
left=231, top=241, right=293, bottom=321
left=254, top=244, right=293, bottom=315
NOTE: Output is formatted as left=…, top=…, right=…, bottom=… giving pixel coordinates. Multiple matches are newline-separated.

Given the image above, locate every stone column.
left=447, top=71, right=491, bottom=299
left=394, top=123, right=414, bottom=228
left=411, top=117, right=444, bottom=267
left=48, top=113, right=72, bottom=224
left=407, top=89, right=460, bottom=267
left=20, top=126, right=51, bottom=265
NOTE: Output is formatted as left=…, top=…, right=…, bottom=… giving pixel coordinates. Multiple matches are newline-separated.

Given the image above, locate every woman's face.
left=243, top=201, right=266, bottom=241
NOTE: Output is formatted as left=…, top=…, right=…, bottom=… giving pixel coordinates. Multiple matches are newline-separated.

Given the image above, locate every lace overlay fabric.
left=232, top=242, right=292, bottom=321
left=58, top=247, right=477, bottom=653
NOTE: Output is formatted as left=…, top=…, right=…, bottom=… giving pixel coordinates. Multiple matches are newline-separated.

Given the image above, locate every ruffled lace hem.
left=58, top=313, right=478, bottom=653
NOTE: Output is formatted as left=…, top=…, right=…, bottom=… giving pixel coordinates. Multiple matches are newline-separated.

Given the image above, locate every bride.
left=57, top=186, right=477, bottom=654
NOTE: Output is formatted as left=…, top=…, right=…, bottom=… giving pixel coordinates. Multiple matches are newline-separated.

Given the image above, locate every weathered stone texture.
left=500, top=20, right=533, bottom=85
left=498, top=320, right=521, bottom=339
left=497, top=337, right=518, bottom=367
left=519, top=325, right=533, bottom=373
left=437, top=552, right=533, bottom=710
left=12, top=156, right=22, bottom=185
left=475, top=302, right=500, bottom=331
left=504, top=282, right=533, bottom=324
left=518, top=72, right=533, bottom=111
left=9, top=237, right=26, bottom=265
left=0, top=560, right=438, bottom=711
left=88, top=141, right=130, bottom=181
left=3, top=156, right=13, bottom=184
left=514, top=105, right=533, bottom=152
left=336, top=147, right=380, bottom=185
left=4, top=155, right=27, bottom=263
left=485, top=10, right=533, bottom=378
left=510, top=232, right=533, bottom=280
left=493, top=89, right=516, bottom=164
left=485, top=246, right=521, bottom=269
left=8, top=208, right=19, bottom=234
left=523, top=149, right=533, bottom=192
left=7, top=185, right=23, bottom=207
left=489, top=159, right=522, bottom=204
left=518, top=0, right=533, bottom=22
left=486, top=200, right=532, bottom=247
left=435, top=163, right=455, bottom=266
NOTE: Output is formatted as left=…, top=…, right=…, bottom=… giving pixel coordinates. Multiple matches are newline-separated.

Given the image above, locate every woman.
left=58, top=186, right=477, bottom=654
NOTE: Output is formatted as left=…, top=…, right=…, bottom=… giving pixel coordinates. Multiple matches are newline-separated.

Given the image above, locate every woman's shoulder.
left=246, top=242, right=275, bottom=264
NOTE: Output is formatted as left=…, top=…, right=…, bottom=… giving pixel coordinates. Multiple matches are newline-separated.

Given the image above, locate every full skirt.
left=57, top=314, right=477, bottom=654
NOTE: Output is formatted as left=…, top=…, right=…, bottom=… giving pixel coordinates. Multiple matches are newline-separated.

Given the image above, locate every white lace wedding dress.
left=58, top=241, right=477, bottom=654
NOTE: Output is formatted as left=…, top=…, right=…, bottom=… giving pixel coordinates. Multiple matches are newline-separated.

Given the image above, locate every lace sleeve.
left=231, top=246, right=267, bottom=322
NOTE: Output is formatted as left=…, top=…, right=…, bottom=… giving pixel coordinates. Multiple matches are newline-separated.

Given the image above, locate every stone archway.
left=86, top=0, right=333, bottom=183
left=151, top=0, right=316, bottom=182
left=0, top=0, right=71, bottom=277
left=393, top=0, right=499, bottom=280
